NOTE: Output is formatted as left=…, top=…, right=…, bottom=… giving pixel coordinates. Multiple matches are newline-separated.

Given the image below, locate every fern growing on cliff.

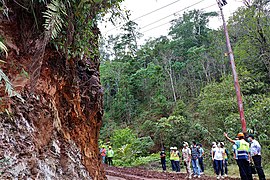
left=43, top=0, right=66, bottom=40
left=0, top=69, right=24, bottom=102
left=0, top=40, right=7, bottom=57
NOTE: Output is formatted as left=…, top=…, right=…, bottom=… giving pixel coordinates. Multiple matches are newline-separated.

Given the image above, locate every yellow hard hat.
left=109, top=146, right=112, bottom=148
left=102, top=145, right=105, bottom=148
left=237, top=132, right=244, bottom=137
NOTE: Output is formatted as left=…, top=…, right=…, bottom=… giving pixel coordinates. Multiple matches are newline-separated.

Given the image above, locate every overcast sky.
left=99, top=0, right=245, bottom=44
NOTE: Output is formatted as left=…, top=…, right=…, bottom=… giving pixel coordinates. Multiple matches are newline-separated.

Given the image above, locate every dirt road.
left=105, top=166, right=240, bottom=180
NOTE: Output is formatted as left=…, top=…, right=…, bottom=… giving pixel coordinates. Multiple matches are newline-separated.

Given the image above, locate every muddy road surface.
left=105, top=166, right=240, bottom=180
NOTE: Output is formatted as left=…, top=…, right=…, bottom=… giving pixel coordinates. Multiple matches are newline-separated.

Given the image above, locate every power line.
left=142, top=3, right=217, bottom=34
left=141, top=0, right=207, bottom=30
left=105, top=0, right=183, bottom=33
left=133, top=0, right=182, bottom=21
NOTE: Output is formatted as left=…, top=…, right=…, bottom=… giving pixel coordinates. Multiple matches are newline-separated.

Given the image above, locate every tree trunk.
left=0, top=4, right=105, bottom=180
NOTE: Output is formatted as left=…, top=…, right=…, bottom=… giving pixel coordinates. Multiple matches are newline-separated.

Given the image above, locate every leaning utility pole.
left=216, top=0, right=247, bottom=133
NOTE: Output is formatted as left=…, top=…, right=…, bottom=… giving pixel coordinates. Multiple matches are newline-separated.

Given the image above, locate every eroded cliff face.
left=0, top=4, right=105, bottom=180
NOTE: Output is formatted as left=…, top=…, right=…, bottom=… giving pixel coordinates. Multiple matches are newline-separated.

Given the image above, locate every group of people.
left=224, top=132, right=266, bottom=180
left=160, top=141, right=205, bottom=179
left=100, top=145, right=114, bottom=166
left=159, top=132, right=266, bottom=180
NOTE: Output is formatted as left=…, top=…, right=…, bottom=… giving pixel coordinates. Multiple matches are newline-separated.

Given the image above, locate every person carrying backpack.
left=191, top=141, right=201, bottom=178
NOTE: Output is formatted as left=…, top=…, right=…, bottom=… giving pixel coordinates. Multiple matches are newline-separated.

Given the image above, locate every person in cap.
left=172, top=147, right=181, bottom=172
left=182, top=142, right=192, bottom=179
left=160, top=148, right=166, bottom=172
left=224, top=132, right=253, bottom=180
left=169, top=147, right=176, bottom=171
left=107, top=146, right=114, bottom=166
left=212, top=142, right=225, bottom=179
left=248, top=134, right=266, bottom=180
left=100, top=145, right=107, bottom=164
left=191, top=141, right=201, bottom=178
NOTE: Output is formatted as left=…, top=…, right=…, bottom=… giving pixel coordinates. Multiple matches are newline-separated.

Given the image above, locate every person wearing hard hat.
left=107, top=146, right=114, bottom=166
left=172, top=147, right=181, bottom=172
left=182, top=142, right=192, bottom=179
left=100, top=145, right=106, bottom=164
left=169, top=147, right=176, bottom=171
left=224, top=132, right=253, bottom=180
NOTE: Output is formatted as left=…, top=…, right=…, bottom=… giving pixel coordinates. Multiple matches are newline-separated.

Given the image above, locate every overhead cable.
left=142, top=3, right=217, bottom=34
left=141, top=0, right=207, bottom=30
left=105, top=0, right=183, bottom=33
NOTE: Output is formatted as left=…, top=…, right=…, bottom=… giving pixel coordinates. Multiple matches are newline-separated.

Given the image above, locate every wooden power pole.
left=216, top=0, right=247, bottom=133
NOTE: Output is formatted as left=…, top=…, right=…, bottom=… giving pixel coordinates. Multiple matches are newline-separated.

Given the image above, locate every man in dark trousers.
left=248, top=134, right=266, bottom=180
left=224, top=132, right=253, bottom=180
left=160, top=148, right=166, bottom=172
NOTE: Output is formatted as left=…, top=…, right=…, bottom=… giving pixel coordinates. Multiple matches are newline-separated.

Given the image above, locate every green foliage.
left=109, top=127, right=154, bottom=166
left=0, top=69, right=24, bottom=102
left=0, top=40, right=7, bottom=57
left=100, top=4, right=270, bottom=168
left=43, top=0, right=66, bottom=40
left=111, top=128, right=136, bottom=148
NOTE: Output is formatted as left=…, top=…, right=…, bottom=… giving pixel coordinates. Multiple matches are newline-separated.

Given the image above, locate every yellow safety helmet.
left=237, top=132, right=244, bottom=137
left=109, top=146, right=112, bottom=148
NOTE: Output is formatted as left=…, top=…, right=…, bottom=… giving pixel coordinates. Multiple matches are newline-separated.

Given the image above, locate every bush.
left=109, top=127, right=154, bottom=166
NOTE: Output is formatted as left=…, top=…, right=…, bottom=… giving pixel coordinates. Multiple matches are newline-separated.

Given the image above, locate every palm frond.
left=43, top=0, right=66, bottom=39
left=0, top=69, right=24, bottom=102
left=0, top=41, right=8, bottom=57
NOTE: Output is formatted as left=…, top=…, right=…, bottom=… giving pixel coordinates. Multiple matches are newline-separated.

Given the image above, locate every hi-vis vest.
left=107, top=149, right=114, bottom=158
left=171, top=151, right=180, bottom=161
left=224, top=148, right=228, bottom=160
left=237, top=140, right=249, bottom=160
left=170, top=151, right=174, bottom=160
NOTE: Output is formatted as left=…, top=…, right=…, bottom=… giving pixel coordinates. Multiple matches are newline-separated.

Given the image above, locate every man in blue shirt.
left=248, top=134, right=266, bottom=180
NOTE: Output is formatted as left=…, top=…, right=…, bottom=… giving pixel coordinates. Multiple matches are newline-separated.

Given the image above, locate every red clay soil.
left=105, top=166, right=240, bottom=180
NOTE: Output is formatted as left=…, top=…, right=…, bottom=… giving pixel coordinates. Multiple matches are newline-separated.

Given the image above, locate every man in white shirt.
left=248, top=134, right=266, bottom=180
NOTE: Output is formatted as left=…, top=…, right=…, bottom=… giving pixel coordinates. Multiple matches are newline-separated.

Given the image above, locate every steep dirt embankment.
left=0, top=5, right=104, bottom=180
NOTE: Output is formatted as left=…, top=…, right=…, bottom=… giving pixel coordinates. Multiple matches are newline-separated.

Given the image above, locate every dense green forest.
left=99, top=1, right=270, bottom=167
